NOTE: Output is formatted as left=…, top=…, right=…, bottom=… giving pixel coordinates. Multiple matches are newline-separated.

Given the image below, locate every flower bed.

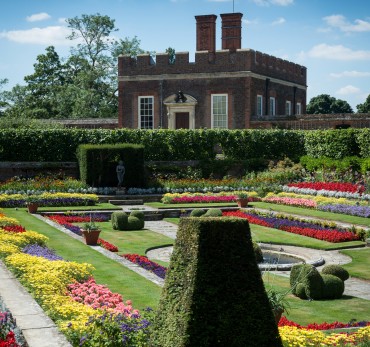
left=288, top=182, right=365, bottom=194
left=318, top=204, right=370, bottom=218
left=0, top=193, right=98, bottom=208
left=122, top=254, right=167, bottom=279
left=45, top=214, right=118, bottom=252
left=0, top=213, right=152, bottom=346
left=222, top=210, right=361, bottom=242
left=0, top=305, right=25, bottom=347
left=161, top=191, right=260, bottom=204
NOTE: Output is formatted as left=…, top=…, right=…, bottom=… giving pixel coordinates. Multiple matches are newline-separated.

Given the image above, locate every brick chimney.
left=195, top=14, right=217, bottom=53
left=221, top=13, right=243, bottom=51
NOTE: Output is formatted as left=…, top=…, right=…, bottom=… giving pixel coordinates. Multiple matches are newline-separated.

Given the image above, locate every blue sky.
left=1, top=0, right=369, bottom=111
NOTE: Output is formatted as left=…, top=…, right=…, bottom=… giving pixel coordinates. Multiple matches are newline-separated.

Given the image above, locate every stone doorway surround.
left=164, top=93, right=197, bottom=129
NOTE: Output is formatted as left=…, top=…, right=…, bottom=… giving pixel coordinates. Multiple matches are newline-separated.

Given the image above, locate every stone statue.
left=116, top=160, right=125, bottom=188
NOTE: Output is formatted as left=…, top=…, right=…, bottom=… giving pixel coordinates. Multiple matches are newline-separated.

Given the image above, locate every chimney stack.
left=221, top=13, right=243, bottom=51
left=195, top=14, right=217, bottom=53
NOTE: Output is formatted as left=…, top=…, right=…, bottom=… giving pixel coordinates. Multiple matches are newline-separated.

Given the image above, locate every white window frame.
left=138, top=96, right=154, bottom=129
left=296, top=102, right=302, bottom=115
left=211, top=94, right=228, bottom=129
left=257, top=95, right=263, bottom=116
left=269, top=97, right=276, bottom=116
left=285, top=101, right=292, bottom=116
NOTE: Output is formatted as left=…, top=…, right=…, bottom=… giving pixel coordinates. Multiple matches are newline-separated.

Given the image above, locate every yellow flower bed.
left=161, top=191, right=259, bottom=204
left=266, top=192, right=365, bottom=206
left=279, top=326, right=370, bottom=346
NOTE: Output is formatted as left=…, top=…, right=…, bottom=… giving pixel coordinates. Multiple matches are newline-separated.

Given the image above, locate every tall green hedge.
left=76, top=143, right=145, bottom=187
left=152, top=217, right=282, bottom=347
left=0, top=128, right=369, bottom=162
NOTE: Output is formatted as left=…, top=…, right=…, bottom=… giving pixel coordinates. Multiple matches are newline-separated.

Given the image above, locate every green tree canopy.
left=306, top=94, right=353, bottom=114
left=2, top=13, right=145, bottom=120
left=356, top=94, right=370, bottom=113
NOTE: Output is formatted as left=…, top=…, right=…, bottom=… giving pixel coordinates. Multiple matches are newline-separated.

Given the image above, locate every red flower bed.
left=1, top=225, right=26, bottom=233
left=97, top=238, right=118, bottom=252
left=278, top=316, right=370, bottom=330
left=222, top=210, right=360, bottom=243
left=288, top=182, right=364, bottom=194
left=0, top=331, right=20, bottom=347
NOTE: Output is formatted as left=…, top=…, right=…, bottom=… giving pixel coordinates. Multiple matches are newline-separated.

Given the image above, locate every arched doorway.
left=164, top=93, right=198, bottom=129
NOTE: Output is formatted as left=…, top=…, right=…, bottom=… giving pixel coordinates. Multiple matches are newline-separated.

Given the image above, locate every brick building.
left=118, top=13, right=307, bottom=129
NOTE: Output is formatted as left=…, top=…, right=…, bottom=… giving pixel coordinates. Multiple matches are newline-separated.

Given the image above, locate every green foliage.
left=76, top=143, right=145, bottom=188
left=0, top=128, right=369, bottom=163
left=152, top=217, right=282, bottom=347
left=321, top=274, right=345, bottom=299
left=253, top=241, right=263, bottom=263
left=203, top=208, right=223, bottom=217
left=126, top=216, right=144, bottom=230
left=189, top=209, right=206, bottom=217
left=111, top=211, right=128, bottom=230
left=321, top=264, right=349, bottom=282
left=306, top=94, right=353, bottom=114
left=295, top=283, right=307, bottom=299
left=356, top=94, right=370, bottom=113
left=290, top=264, right=324, bottom=300
left=218, top=129, right=305, bottom=162
left=129, top=210, right=145, bottom=221
left=303, top=129, right=359, bottom=159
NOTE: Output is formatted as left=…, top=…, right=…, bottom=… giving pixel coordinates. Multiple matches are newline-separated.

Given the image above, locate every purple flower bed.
left=0, top=198, right=96, bottom=208
left=22, top=244, right=64, bottom=261
left=318, top=204, right=370, bottom=218
left=248, top=211, right=348, bottom=233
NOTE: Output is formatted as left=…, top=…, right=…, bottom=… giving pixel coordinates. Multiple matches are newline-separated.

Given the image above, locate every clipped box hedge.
left=0, top=128, right=369, bottom=163
left=76, top=143, right=145, bottom=188
left=152, top=217, right=282, bottom=347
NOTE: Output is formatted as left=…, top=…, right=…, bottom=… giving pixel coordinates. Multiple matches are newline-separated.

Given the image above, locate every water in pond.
left=262, top=251, right=302, bottom=265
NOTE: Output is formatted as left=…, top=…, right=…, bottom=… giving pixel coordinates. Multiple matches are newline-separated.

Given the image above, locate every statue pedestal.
left=116, top=188, right=126, bottom=195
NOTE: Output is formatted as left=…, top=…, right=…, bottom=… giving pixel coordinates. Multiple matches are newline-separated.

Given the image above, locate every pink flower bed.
left=263, top=196, right=317, bottom=208
left=172, top=195, right=237, bottom=204
left=288, top=182, right=365, bottom=194
left=67, top=277, right=138, bottom=316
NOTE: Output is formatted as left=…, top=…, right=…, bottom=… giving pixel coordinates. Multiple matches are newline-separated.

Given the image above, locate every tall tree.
left=0, top=78, right=9, bottom=114
left=306, top=94, right=353, bottom=114
left=356, top=94, right=370, bottom=113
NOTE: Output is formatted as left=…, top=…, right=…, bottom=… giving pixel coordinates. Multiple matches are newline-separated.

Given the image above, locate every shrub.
left=129, top=210, right=145, bottom=221
left=321, top=264, right=349, bottom=282
left=152, top=217, right=282, bottom=347
left=295, top=283, right=307, bottom=299
left=203, top=208, right=223, bottom=217
left=190, top=209, right=206, bottom=217
left=290, top=264, right=324, bottom=300
left=321, top=274, right=345, bottom=299
left=253, top=241, right=263, bottom=263
left=126, top=216, right=143, bottom=231
left=111, top=211, right=128, bottom=230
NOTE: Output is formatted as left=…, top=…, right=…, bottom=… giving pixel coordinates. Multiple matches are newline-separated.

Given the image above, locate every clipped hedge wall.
left=0, top=128, right=369, bottom=163
left=152, top=217, right=282, bottom=347
left=76, top=143, right=145, bottom=188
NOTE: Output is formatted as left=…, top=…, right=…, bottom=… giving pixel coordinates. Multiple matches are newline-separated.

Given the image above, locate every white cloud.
left=272, top=17, right=286, bottom=25
left=323, top=14, right=370, bottom=33
left=330, top=71, right=370, bottom=78
left=252, top=0, right=293, bottom=6
left=307, top=43, right=370, bottom=60
left=26, top=12, right=51, bottom=22
left=336, top=85, right=361, bottom=95
left=0, top=26, right=71, bottom=45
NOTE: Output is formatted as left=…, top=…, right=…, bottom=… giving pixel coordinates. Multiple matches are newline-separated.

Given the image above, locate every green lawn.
left=263, top=273, right=370, bottom=325
left=33, top=202, right=121, bottom=212
left=146, top=202, right=237, bottom=209
left=3, top=207, right=370, bottom=325
left=4, top=209, right=162, bottom=310
left=340, top=248, right=370, bottom=280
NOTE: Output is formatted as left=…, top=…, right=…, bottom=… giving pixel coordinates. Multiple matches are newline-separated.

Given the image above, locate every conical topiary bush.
left=152, top=217, right=283, bottom=347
